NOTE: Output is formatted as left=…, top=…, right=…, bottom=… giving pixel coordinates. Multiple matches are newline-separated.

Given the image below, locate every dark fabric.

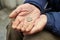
left=0, top=0, right=1, bottom=8
left=23, top=30, right=60, bottom=40
left=47, top=0, right=60, bottom=11
left=45, top=12, right=60, bottom=36
left=6, top=22, right=23, bottom=40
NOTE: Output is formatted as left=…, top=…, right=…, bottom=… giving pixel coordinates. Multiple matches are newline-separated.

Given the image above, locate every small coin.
left=27, top=17, right=33, bottom=22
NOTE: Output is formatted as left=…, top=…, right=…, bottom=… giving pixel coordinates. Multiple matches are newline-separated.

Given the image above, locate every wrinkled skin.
left=9, top=3, right=47, bottom=35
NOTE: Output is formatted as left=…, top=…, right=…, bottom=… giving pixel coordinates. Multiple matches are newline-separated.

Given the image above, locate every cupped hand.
left=23, top=14, right=47, bottom=35
left=12, top=8, right=40, bottom=30
left=19, top=10, right=40, bottom=32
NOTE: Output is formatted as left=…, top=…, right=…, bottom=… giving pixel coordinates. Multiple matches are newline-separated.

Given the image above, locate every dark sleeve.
left=45, top=12, right=60, bottom=36
left=24, top=0, right=47, bottom=13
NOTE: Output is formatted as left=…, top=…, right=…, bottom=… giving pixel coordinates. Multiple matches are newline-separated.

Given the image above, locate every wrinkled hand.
left=10, top=3, right=44, bottom=35
left=23, top=14, right=47, bottom=35
left=11, top=3, right=41, bottom=30
left=19, top=11, right=40, bottom=32
left=9, top=3, right=40, bottom=18
left=12, top=8, right=40, bottom=30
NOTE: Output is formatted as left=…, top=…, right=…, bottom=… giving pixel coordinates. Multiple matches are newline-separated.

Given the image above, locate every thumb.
left=9, top=9, right=21, bottom=18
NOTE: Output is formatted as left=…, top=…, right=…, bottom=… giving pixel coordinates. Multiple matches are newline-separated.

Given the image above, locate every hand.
left=23, top=14, right=47, bottom=35
left=9, top=3, right=40, bottom=18
left=19, top=11, right=40, bottom=32
left=12, top=8, right=40, bottom=30
left=12, top=3, right=41, bottom=29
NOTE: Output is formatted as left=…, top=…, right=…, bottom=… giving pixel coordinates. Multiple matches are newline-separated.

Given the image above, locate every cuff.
left=45, top=12, right=55, bottom=31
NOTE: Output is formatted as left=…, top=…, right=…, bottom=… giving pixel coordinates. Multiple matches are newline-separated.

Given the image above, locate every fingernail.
left=26, top=29, right=29, bottom=32
left=17, top=27, right=20, bottom=30
left=9, top=15, right=12, bottom=18
left=12, top=25, right=16, bottom=29
left=21, top=28, right=25, bottom=32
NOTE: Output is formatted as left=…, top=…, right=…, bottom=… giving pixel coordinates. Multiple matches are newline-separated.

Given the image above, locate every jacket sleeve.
left=45, top=12, right=60, bottom=36
left=24, top=0, right=47, bottom=13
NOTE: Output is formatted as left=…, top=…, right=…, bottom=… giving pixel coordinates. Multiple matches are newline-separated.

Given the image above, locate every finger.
left=12, top=17, right=20, bottom=29
left=26, top=21, right=34, bottom=32
left=26, top=23, right=34, bottom=32
left=12, top=16, right=24, bottom=29
left=9, top=8, right=21, bottom=18
left=9, top=5, right=23, bottom=18
left=16, top=21, right=23, bottom=30
left=21, top=20, right=29, bottom=32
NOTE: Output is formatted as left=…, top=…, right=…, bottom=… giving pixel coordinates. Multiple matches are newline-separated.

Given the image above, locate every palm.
left=12, top=3, right=41, bottom=31
left=23, top=15, right=47, bottom=35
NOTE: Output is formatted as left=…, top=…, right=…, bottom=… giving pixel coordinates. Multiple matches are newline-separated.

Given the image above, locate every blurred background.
left=0, top=0, right=24, bottom=40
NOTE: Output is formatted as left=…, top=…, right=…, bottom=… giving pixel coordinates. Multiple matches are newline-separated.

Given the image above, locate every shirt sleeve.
left=45, top=12, right=60, bottom=36
left=24, top=0, right=47, bottom=13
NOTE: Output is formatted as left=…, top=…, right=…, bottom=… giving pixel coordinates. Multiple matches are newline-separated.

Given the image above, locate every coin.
left=26, top=17, right=32, bottom=22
